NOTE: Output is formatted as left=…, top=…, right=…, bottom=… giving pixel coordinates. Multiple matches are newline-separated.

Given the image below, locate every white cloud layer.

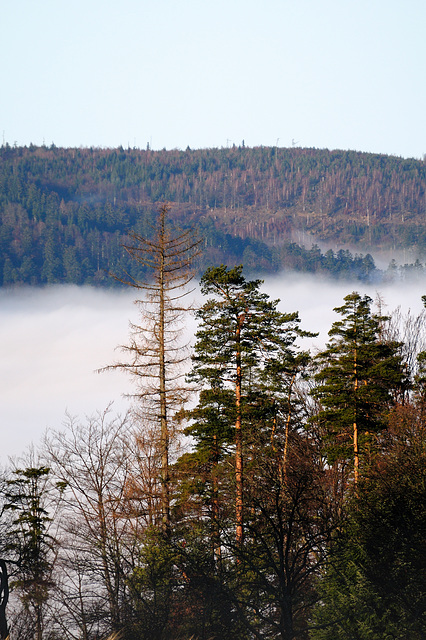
left=0, top=276, right=425, bottom=464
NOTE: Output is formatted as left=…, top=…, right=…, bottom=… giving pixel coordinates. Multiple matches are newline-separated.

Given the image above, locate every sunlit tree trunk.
left=353, top=346, right=359, bottom=486
left=235, top=317, right=243, bottom=546
left=212, top=434, right=221, bottom=567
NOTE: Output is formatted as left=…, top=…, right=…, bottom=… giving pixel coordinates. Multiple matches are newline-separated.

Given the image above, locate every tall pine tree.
left=312, top=292, right=406, bottom=484
left=189, top=264, right=313, bottom=545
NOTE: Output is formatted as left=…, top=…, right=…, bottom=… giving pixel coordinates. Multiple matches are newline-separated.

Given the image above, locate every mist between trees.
left=0, top=207, right=425, bottom=640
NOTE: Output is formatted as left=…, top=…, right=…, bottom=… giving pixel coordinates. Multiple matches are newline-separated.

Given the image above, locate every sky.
left=1, top=0, right=426, bottom=158
left=1, top=278, right=425, bottom=465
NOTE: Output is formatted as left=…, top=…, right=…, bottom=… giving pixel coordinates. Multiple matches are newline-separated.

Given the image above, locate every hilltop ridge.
left=1, top=144, right=425, bottom=286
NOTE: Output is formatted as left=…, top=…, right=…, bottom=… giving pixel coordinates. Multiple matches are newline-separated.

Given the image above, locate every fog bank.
left=0, top=275, right=425, bottom=464
left=0, top=286, right=135, bottom=464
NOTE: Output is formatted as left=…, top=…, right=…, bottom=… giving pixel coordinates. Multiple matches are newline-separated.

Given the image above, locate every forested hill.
left=1, top=143, right=425, bottom=286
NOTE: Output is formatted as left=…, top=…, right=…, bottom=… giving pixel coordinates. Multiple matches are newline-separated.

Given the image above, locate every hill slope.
left=1, top=144, right=425, bottom=286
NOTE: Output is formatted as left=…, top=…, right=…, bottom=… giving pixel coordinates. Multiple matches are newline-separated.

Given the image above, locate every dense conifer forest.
left=0, top=209, right=425, bottom=640
left=1, top=143, right=426, bottom=286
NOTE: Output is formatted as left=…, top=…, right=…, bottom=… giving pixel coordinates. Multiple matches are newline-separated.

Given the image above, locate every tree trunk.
left=279, top=593, right=294, bottom=640
left=235, top=317, right=243, bottom=546
left=282, top=372, right=296, bottom=487
left=353, top=347, right=359, bottom=486
left=212, top=434, right=222, bottom=568
left=158, top=212, right=170, bottom=535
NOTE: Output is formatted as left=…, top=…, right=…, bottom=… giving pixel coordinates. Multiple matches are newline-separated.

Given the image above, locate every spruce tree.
left=2, top=466, right=55, bottom=640
left=312, top=291, right=406, bottom=483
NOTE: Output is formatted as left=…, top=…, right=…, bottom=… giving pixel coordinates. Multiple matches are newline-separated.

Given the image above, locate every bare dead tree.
left=104, top=204, right=200, bottom=536
left=383, top=304, right=426, bottom=387
left=46, top=408, right=137, bottom=638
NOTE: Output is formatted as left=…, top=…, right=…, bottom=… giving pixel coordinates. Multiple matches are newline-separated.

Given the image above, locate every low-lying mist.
left=1, top=273, right=425, bottom=464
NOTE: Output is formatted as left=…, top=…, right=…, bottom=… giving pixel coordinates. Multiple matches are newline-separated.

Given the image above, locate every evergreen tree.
left=311, top=425, right=426, bottom=640
left=312, top=292, right=406, bottom=484
left=2, top=466, right=55, bottom=640
left=176, top=385, right=235, bottom=566
left=189, top=264, right=313, bottom=545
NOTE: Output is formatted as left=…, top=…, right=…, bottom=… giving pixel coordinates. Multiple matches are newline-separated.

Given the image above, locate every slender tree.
left=105, top=204, right=200, bottom=535
left=2, top=466, right=56, bottom=640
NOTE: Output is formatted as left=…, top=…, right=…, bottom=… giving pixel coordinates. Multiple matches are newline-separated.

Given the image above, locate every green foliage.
left=311, top=426, right=426, bottom=640
left=312, top=292, right=406, bottom=470
left=188, top=264, right=313, bottom=471
left=127, top=528, right=176, bottom=640
left=191, top=264, right=311, bottom=392
left=1, top=144, right=425, bottom=286
left=1, top=466, right=55, bottom=640
left=181, top=264, right=319, bottom=638
left=3, top=467, right=53, bottom=587
left=1, top=263, right=425, bottom=638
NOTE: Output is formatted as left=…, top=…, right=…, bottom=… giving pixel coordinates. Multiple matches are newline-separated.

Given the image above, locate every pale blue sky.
left=1, top=0, right=426, bottom=157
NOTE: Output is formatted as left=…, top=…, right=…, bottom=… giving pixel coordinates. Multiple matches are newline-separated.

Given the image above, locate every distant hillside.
left=1, top=144, right=425, bottom=286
